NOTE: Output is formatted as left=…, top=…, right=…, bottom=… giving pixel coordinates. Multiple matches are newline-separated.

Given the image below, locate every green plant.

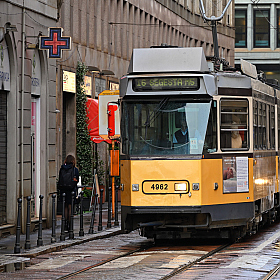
left=76, top=61, right=93, bottom=185
left=82, top=187, right=92, bottom=198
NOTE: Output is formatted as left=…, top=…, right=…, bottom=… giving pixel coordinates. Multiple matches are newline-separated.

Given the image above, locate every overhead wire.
left=250, top=0, right=278, bottom=31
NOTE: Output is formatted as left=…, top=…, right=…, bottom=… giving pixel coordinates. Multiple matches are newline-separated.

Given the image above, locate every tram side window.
left=253, top=100, right=258, bottom=149
left=253, top=101, right=274, bottom=150
left=270, top=105, right=275, bottom=149
left=258, top=102, right=267, bottom=149
left=220, top=99, right=249, bottom=150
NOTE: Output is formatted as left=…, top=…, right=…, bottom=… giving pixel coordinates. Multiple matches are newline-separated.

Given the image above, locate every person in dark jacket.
left=173, top=119, right=189, bottom=144
left=58, top=154, right=79, bottom=231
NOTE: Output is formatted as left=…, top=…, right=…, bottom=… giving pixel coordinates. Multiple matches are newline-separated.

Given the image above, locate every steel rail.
left=159, top=242, right=233, bottom=280
left=56, top=242, right=154, bottom=280
left=263, top=262, right=280, bottom=280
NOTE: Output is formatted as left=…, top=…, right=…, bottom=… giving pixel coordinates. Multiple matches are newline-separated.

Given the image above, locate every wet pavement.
left=2, top=207, right=280, bottom=279
left=0, top=202, right=121, bottom=272
left=173, top=223, right=280, bottom=279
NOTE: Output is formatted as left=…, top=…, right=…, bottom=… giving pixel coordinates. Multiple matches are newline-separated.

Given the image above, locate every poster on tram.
left=223, top=156, right=248, bottom=193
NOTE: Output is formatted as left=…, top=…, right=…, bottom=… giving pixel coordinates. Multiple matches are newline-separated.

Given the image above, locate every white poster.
left=223, top=156, right=249, bottom=193
left=63, top=70, right=76, bottom=93
left=236, top=157, right=249, bottom=192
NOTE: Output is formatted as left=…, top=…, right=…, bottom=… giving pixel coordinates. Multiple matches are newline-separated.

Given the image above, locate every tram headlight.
left=254, top=178, right=268, bottom=185
left=132, top=184, right=139, bottom=191
left=175, top=183, right=187, bottom=191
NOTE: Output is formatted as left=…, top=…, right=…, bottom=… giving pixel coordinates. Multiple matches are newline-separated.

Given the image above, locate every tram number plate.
left=142, top=181, right=172, bottom=194
left=151, top=183, right=168, bottom=191
left=143, top=180, right=189, bottom=194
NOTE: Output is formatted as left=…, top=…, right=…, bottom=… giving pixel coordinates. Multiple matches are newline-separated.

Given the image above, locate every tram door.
left=31, top=97, right=41, bottom=217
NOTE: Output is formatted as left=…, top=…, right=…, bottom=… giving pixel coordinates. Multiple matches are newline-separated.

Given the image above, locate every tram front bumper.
left=121, top=202, right=254, bottom=232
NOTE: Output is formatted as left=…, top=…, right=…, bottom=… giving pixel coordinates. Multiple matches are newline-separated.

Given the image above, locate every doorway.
left=31, top=97, right=41, bottom=217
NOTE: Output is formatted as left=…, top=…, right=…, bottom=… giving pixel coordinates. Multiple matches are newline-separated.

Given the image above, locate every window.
left=121, top=99, right=212, bottom=156
left=278, top=10, right=280, bottom=48
left=254, top=10, right=270, bottom=48
left=220, top=99, right=249, bottom=150
left=235, top=10, right=247, bottom=48
left=253, top=100, right=258, bottom=149
left=203, top=100, right=217, bottom=154
left=270, top=105, right=275, bottom=149
left=258, top=102, right=267, bottom=149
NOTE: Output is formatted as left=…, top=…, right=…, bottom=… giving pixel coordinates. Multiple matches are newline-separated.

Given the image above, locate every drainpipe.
left=21, top=6, right=25, bottom=224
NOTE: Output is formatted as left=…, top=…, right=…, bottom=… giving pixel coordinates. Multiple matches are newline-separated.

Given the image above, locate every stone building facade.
left=0, top=0, right=58, bottom=235
left=235, top=0, right=280, bottom=83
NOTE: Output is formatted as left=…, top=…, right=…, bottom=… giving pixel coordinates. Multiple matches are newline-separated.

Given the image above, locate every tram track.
left=55, top=241, right=154, bottom=280
left=56, top=239, right=234, bottom=280
left=263, top=261, right=280, bottom=280
left=159, top=242, right=233, bottom=280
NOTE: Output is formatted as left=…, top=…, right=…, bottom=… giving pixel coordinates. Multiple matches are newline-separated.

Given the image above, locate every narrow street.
left=2, top=219, right=280, bottom=279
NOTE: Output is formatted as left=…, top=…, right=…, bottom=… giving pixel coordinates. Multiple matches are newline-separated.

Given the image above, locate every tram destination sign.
left=132, top=77, right=199, bottom=92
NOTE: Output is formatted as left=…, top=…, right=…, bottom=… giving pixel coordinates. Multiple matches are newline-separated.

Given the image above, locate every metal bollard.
left=115, top=186, right=119, bottom=227
left=37, top=195, right=44, bottom=246
left=69, top=191, right=75, bottom=239
left=98, top=189, right=104, bottom=231
left=88, top=193, right=98, bottom=234
left=25, top=196, right=31, bottom=249
left=51, top=194, right=56, bottom=243
left=14, top=198, right=22, bottom=253
left=107, top=187, right=112, bottom=228
left=60, top=193, right=66, bottom=241
left=79, top=191, right=84, bottom=236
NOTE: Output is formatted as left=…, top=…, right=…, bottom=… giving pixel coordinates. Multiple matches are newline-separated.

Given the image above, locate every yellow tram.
left=119, top=47, right=280, bottom=239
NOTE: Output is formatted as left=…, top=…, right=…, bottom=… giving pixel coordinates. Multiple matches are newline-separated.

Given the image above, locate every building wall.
left=59, top=0, right=235, bottom=77
left=0, top=1, right=57, bottom=233
left=235, top=0, right=280, bottom=82
left=57, top=0, right=235, bottom=184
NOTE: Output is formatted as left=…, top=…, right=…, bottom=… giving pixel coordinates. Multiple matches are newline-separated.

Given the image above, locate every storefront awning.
left=86, top=98, right=111, bottom=144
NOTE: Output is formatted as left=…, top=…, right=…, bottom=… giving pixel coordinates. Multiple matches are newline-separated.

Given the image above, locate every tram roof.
left=128, top=47, right=209, bottom=74
left=216, top=72, right=276, bottom=98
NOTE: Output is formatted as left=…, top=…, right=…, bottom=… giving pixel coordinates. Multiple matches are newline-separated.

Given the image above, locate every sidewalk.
left=0, top=202, right=121, bottom=272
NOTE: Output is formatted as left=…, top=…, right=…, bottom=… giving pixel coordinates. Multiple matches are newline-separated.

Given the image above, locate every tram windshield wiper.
left=144, top=97, right=169, bottom=129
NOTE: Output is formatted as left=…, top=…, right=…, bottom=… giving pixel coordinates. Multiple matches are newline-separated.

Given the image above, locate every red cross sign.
left=39, top=27, right=71, bottom=59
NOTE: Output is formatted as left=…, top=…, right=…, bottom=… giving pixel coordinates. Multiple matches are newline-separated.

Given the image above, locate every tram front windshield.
left=121, top=98, right=212, bottom=156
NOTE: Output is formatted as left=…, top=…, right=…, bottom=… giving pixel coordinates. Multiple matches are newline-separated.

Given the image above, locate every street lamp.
left=87, top=66, right=115, bottom=76
left=88, top=66, right=100, bottom=73
left=100, top=69, right=115, bottom=76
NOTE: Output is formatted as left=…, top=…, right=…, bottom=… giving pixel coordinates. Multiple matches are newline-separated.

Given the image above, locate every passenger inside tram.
left=231, top=121, right=242, bottom=149
left=221, top=113, right=244, bottom=149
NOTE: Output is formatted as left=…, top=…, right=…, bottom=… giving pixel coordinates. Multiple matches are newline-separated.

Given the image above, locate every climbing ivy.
left=76, top=61, right=93, bottom=185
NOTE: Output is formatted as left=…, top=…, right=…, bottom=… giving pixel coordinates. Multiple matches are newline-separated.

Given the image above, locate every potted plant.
left=81, top=187, right=92, bottom=211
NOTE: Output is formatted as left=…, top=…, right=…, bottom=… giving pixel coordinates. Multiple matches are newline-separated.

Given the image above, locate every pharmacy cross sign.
left=39, top=27, right=71, bottom=59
